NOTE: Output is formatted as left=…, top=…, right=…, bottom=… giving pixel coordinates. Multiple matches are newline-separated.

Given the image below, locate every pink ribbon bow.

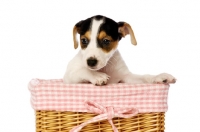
left=70, top=100, right=138, bottom=132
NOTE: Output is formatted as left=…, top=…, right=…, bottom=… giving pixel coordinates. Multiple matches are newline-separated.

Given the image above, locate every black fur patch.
left=75, top=17, right=92, bottom=36
left=99, top=17, right=119, bottom=40
left=94, top=15, right=104, bottom=20
left=97, top=17, right=121, bottom=50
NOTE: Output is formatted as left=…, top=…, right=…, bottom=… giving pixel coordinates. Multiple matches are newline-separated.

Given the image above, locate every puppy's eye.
left=81, top=38, right=89, bottom=45
left=102, top=39, right=110, bottom=45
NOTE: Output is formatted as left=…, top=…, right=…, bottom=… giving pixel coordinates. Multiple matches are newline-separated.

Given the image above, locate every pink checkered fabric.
left=28, top=78, right=169, bottom=113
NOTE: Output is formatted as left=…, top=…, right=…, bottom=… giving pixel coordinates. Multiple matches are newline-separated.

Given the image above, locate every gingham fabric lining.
left=28, top=79, right=169, bottom=113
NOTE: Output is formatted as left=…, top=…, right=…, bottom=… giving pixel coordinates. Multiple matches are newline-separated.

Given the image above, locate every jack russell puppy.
left=63, top=15, right=176, bottom=86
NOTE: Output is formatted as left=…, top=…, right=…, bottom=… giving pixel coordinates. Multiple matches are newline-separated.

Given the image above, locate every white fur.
left=63, top=19, right=176, bottom=85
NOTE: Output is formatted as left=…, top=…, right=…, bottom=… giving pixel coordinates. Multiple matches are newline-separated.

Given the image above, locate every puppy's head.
left=73, top=15, right=137, bottom=70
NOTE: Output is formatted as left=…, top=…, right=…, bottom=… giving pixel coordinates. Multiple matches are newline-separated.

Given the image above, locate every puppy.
left=63, top=15, right=176, bottom=85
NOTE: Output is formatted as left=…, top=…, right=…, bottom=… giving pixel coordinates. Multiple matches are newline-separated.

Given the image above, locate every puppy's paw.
left=153, top=73, right=176, bottom=84
left=90, top=72, right=110, bottom=86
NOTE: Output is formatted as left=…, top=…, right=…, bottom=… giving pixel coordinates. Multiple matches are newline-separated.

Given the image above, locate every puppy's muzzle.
left=87, top=57, right=98, bottom=67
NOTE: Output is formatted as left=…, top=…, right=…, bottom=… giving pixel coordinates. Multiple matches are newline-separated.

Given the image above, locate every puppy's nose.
left=87, top=57, right=98, bottom=67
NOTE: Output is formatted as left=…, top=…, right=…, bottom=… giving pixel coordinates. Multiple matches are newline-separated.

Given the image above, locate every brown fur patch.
left=118, top=23, right=137, bottom=45
left=98, top=31, right=107, bottom=40
left=84, top=31, right=91, bottom=40
left=73, top=26, right=78, bottom=49
left=80, top=31, right=91, bottom=49
left=102, top=40, right=118, bottom=53
left=98, top=31, right=119, bottom=53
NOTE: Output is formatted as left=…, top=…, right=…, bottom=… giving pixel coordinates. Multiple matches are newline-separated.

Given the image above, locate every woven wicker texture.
left=36, top=110, right=165, bottom=132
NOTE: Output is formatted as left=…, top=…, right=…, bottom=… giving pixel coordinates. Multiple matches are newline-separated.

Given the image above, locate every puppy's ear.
left=118, top=22, right=137, bottom=45
left=73, top=20, right=83, bottom=49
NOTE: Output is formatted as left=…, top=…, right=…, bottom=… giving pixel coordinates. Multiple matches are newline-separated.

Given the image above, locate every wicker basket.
left=36, top=111, right=165, bottom=132
left=29, top=79, right=169, bottom=132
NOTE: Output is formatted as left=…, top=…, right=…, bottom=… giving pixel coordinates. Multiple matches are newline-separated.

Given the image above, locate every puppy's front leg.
left=64, top=68, right=110, bottom=86
left=122, top=73, right=176, bottom=84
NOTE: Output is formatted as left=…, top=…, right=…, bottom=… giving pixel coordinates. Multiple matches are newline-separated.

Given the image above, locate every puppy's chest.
left=98, top=67, right=110, bottom=75
left=98, top=65, right=119, bottom=78
left=97, top=55, right=121, bottom=77
left=98, top=67, right=121, bottom=83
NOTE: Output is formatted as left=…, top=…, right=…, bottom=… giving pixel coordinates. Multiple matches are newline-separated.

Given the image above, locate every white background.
left=0, top=0, right=200, bottom=131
